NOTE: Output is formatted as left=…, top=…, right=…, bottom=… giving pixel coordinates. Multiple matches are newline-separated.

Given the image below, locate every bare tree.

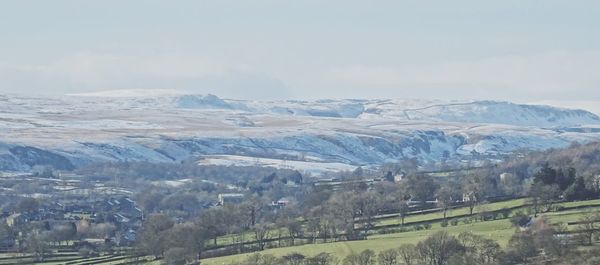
left=504, top=231, right=537, bottom=264
left=378, top=248, right=399, bottom=265
left=328, top=192, right=358, bottom=238
left=457, top=232, right=502, bottom=264
left=25, top=233, right=49, bottom=262
left=243, top=195, right=265, bottom=227
left=528, top=182, right=544, bottom=217
left=398, top=200, right=410, bottom=226
left=405, top=174, right=437, bottom=204
left=343, top=250, right=376, bottom=265
left=167, top=222, right=206, bottom=262
left=285, top=219, right=302, bottom=246
left=462, top=174, right=484, bottom=215
left=416, top=231, right=464, bottom=265
left=435, top=186, right=454, bottom=220
left=397, top=244, right=418, bottom=265
left=578, top=210, right=600, bottom=245
left=357, top=191, right=381, bottom=235
left=137, top=214, right=174, bottom=257
left=253, top=223, right=272, bottom=251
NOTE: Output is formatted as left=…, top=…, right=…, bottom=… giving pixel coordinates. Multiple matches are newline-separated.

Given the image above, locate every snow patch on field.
left=198, top=155, right=358, bottom=175
left=151, top=178, right=192, bottom=187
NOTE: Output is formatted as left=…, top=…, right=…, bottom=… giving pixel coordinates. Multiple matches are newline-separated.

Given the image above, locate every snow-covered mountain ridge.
left=1, top=92, right=600, bottom=172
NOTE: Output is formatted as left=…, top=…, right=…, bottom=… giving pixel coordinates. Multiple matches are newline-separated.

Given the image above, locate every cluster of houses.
left=1, top=196, right=144, bottom=249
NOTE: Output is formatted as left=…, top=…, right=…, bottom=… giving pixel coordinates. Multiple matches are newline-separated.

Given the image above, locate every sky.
left=1, top=0, right=599, bottom=112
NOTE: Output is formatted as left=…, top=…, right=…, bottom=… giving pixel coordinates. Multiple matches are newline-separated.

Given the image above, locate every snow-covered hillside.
left=1, top=91, right=600, bottom=172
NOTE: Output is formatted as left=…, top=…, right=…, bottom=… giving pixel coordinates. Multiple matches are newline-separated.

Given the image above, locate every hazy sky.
left=1, top=1, right=599, bottom=106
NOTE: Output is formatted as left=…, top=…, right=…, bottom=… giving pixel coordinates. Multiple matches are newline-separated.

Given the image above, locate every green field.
left=202, top=219, right=516, bottom=265
left=377, top=198, right=527, bottom=226
left=202, top=198, right=600, bottom=265
left=212, top=198, right=529, bottom=247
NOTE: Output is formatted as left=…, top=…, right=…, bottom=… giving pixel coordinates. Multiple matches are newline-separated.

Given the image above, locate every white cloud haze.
left=329, top=50, right=600, bottom=101
left=0, top=0, right=599, bottom=106
left=0, top=53, right=290, bottom=100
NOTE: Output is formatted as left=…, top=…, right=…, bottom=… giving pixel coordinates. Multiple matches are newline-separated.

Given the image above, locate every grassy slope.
left=213, top=198, right=529, bottom=246
left=202, top=219, right=516, bottom=265
left=202, top=198, right=600, bottom=265
left=377, top=198, right=527, bottom=226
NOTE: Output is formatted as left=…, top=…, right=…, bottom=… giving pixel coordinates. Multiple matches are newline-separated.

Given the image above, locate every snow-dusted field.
left=199, top=155, right=359, bottom=175
left=1, top=91, right=600, bottom=171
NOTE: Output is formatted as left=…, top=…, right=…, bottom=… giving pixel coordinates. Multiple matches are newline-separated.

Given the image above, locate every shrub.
left=377, top=249, right=399, bottom=265
left=509, top=211, right=530, bottom=227
left=440, top=220, right=449, bottom=227
left=307, top=253, right=337, bottom=265
left=450, top=219, right=459, bottom=226
left=164, top=248, right=193, bottom=265
left=343, top=249, right=375, bottom=265
left=378, top=228, right=405, bottom=234
left=482, top=211, right=498, bottom=221
left=423, top=223, right=432, bottom=230
left=499, top=208, right=512, bottom=219
left=78, top=247, right=97, bottom=258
